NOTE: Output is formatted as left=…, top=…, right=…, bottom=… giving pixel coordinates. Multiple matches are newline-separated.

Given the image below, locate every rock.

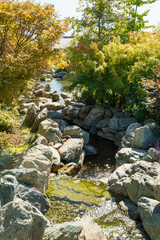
left=58, top=162, right=80, bottom=177
left=115, top=131, right=126, bottom=147
left=144, top=123, right=160, bottom=137
left=15, top=184, right=50, bottom=213
left=0, top=175, right=17, bottom=206
left=143, top=119, right=159, bottom=125
left=23, top=105, right=37, bottom=127
left=44, top=84, right=51, bottom=92
left=61, top=92, right=72, bottom=99
left=97, top=130, right=116, bottom=141
left=119, top=199, right=139, bottom=220
left=143, top=147, right=160, bottom=162
left=124, top=110, right=132, bottom=118
left=118, top=118, right=137, bottom=131
left=41, top=102, right=64, bottom=111
left=34, top=89, right=44, bottom=97
left=131, top=126, right=154, bottom=150
left=43, top=221, right=83, bottom=240
left=73, top=150, right=85, bottom=167
left=39, top=97, right=52, bottom=104
left=121, top=123, right=142, bottom=148
left=64, top=98, right=73, bottom=105
left=52, top=92, right=60, bottom=102
left=51, top=162, right=64, bottom=173
left=0, top=168, right=39, bottom=188
left=73, top=119, right=89, bottom=130
left=19, top=102, right=39, bottom=112
left=89, top=117, right=103, bottom=134
left=84, top=145, right=98, bottom=155
left=43, top=91, right=53, bottom=99
left=0, top=155, right=15, bottom=171
left=116, top=148, right=146, bottom=166
left=79, top=216, right=106, bottom=240
left=84, top=106, right=105, bottom=127
left=29, top=134, right=48, bottom=148
left=53, top=143, right=63, bottom=149
left=96, top=118, right=110, bottom=129
left=108, top=161, right=160, bottom=204
left=108, top=118, right=119, bottom=131
left=63, top=105, right=80, bottom=120
left=0, top=199, right=47, bottom=240
left=47, top=111, right=63, bottom=120
left=59, top=138, right=84, bottom=162
left=63, top=125, right=89, bottom=145
left=104, top=108, right=112, bottom=118
left=38, top=119, right=62, bottom=144
left=31, top=108, right=48, bottom=132
left=138, top=197, right=160, bottom=240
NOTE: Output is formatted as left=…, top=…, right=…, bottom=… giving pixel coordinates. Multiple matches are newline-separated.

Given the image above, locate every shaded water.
left=44, top=78, right=149, bottom=240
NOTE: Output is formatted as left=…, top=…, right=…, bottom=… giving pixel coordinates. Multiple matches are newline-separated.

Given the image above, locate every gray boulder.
left=96, top=118, right=110, bottom=129
left=52, top=92, right=60, bottom=102
left=0, top=199, right=47, bottom=240
left=121, top=123, right=142, bottom=148
left=116, top=148, right=146, bottom=166
left=40, top=102, right=64, bottom=111
left=43, top=221, right=83, bottom=240
left=108, top=161, right=160, bottom=204
left=63, top=125, right=89, bottom=145
left=58, top=162, right=80, bottom=177
left=38, top=119, right=62, bottom=144
left=44, top=84, right=51, bottom=92
left=23, top=105, right=37, bottom=127
left=61, top=92, right=72, bottom=99
left=31, top=108, right=48, bottom=132
left=0, top=168, right=39, bottom=188
left=131, top=126, right=154, bottom=150
left=59, top=138, right=84, bottom=162
left=138, top=197, right=160, bottom=240
left=84, top=106, right=105, bottom=126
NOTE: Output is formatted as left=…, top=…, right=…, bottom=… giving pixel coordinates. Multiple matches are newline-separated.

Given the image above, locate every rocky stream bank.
left=0, top=81, right=160, bottom=240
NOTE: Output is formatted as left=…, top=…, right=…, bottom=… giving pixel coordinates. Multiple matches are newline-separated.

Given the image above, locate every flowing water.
left=44, top=78, right=150, bottom=240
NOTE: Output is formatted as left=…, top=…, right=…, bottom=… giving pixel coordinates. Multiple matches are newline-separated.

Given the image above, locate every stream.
left=43, top=78, right=149, bottom=240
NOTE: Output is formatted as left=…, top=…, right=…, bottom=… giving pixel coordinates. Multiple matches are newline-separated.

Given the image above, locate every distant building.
left=54, top=36, right=74, bottom=50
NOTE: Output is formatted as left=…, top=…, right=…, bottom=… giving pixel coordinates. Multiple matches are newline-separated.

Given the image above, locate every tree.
left=71, top=0, right=118, bottom=46
left=0, top=0, right=69, bottom=103
left=119, top=0, right=157, bottom=33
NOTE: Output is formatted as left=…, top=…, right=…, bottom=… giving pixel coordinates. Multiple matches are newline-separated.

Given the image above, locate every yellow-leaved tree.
left=0, top=0, right=69, bottom=103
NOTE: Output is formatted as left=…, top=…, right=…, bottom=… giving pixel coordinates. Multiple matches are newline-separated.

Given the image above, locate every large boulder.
left=63, top=126, right=89, bottom=145
left=63, top=105, right=80, bottom=120
left=38, top=119, right=62, bottom=144
left=59, top=138, right=84, bottom=162
left=84, top=106, right=105, bottom=127
left=115, top=148, right=147, bottom=166
left=138, top=197, right=160, bottom=240
left=0, top=199, right=47, bottom=240
left=43, top=221, right=83, bottom=240
left=108, top=161, right=160, bottom=204
left=40, top=102, right=64, bottom=111
left=52, top=92, right=60, bottom=102
left=131, top=126, right=154, bottom=150
left=61, top=92, right=72, bottom=99
left=31, top=108, right=48, bottom=132
left=23, top=105, right=37, bottom=127
left=121, top=123, right=142, bottom=148
left=43, top=216, right=106, bottom=240
left=58, top=162, right=80, bottom=177
left=0, top=168, right=39, bottom=188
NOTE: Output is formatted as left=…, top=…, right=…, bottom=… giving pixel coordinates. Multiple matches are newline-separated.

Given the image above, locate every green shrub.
left=0, top=110, right=18, bottom=132
left=0, top=132, right=10, bottom=151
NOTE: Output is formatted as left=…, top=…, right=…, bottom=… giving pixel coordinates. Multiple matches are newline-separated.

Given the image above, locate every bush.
left=0, top=110, right=17, bottom=132
left=0, top=132, right=10, bottom=151
left=66, top=33, right=160, bottom=120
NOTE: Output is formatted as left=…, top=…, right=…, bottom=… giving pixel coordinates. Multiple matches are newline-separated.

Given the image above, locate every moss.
left=45, top=177, right=111, bottom=223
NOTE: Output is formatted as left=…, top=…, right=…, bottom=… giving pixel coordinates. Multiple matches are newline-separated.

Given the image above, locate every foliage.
left=66, top=33, right=160, bottom=119
left=0, top=0, right=69, bottom=104
left=71, top=0, right=157, bottom=45
left=0, top=109, right=18, bottom=132
left=71, top=0, right=119, bottom=46
left=0, top=132, right=10, bottom=151
left=142, top=66, right=160, bottom=121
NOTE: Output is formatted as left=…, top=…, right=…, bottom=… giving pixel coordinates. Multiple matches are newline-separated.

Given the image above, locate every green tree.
left=71, top=0, right=118, bottom=46
left=0, top=0, right=69, bottom=104
left=119, top=0, right=157, bottom=33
